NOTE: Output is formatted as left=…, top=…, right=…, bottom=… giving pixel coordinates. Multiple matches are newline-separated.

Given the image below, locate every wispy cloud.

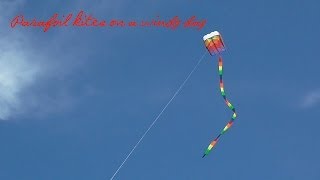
left=0, top=1, right=41, bottom=120
left=0, top=1, right=129, bottom=120
left=0, top=1, right=83, bottom=120
left=0, top=43, right=40, bottom=119
left=301, top=89, right=320, bottom=108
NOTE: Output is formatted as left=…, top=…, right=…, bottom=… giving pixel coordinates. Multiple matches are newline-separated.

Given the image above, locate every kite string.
left=109, top=52, right=206, bottom=180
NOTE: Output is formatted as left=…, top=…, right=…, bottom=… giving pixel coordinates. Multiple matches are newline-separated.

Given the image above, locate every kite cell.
left=202, top=31, right=237, bottom=158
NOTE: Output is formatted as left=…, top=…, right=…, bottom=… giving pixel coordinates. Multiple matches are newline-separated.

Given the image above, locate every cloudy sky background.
left=0, top=0, right=319, bottom=179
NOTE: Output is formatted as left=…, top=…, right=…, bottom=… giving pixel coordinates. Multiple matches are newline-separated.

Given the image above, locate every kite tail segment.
left=202, top=56, right=237, bottom=158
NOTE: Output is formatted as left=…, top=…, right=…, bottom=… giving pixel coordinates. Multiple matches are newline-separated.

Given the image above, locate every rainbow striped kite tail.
left=202, top=136, right=220, bottom=158
left=202, top=154, right=206, bottom=158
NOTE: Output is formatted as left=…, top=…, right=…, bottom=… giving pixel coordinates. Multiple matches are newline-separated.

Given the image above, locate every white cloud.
left=0, top=43, right=40, bottom=119
left=0, top=1, right=129, bottom=120
left=301, top=89, right=320, bottom=108
left=0, top=1, right=41, bottom=120
left=0, top=1, right=81, bottom=120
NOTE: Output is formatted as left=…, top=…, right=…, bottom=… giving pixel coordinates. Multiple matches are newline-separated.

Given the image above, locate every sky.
left=0, top=0, right=319, bottom=179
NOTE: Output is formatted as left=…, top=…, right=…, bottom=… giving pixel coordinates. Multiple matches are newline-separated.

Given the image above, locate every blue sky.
left=0, top=0, right=319, bottom=179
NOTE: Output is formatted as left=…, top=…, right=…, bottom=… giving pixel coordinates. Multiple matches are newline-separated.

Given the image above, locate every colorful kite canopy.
left=109, top=31, right=237, bottom=180
left=202, top=31, right=237, bottom=158
left=203, top=31, right=225, bottom=55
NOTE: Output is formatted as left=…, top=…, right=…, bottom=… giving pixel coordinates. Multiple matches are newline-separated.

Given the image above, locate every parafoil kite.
left=202, top=31, right=237, bottom=158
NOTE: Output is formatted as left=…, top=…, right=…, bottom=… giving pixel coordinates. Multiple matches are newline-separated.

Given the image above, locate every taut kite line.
left=202, top=31, right=238, bottom=158
left=110, top=31, right=237, bottom=179
left=110, top=53, right=206, bottom=180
